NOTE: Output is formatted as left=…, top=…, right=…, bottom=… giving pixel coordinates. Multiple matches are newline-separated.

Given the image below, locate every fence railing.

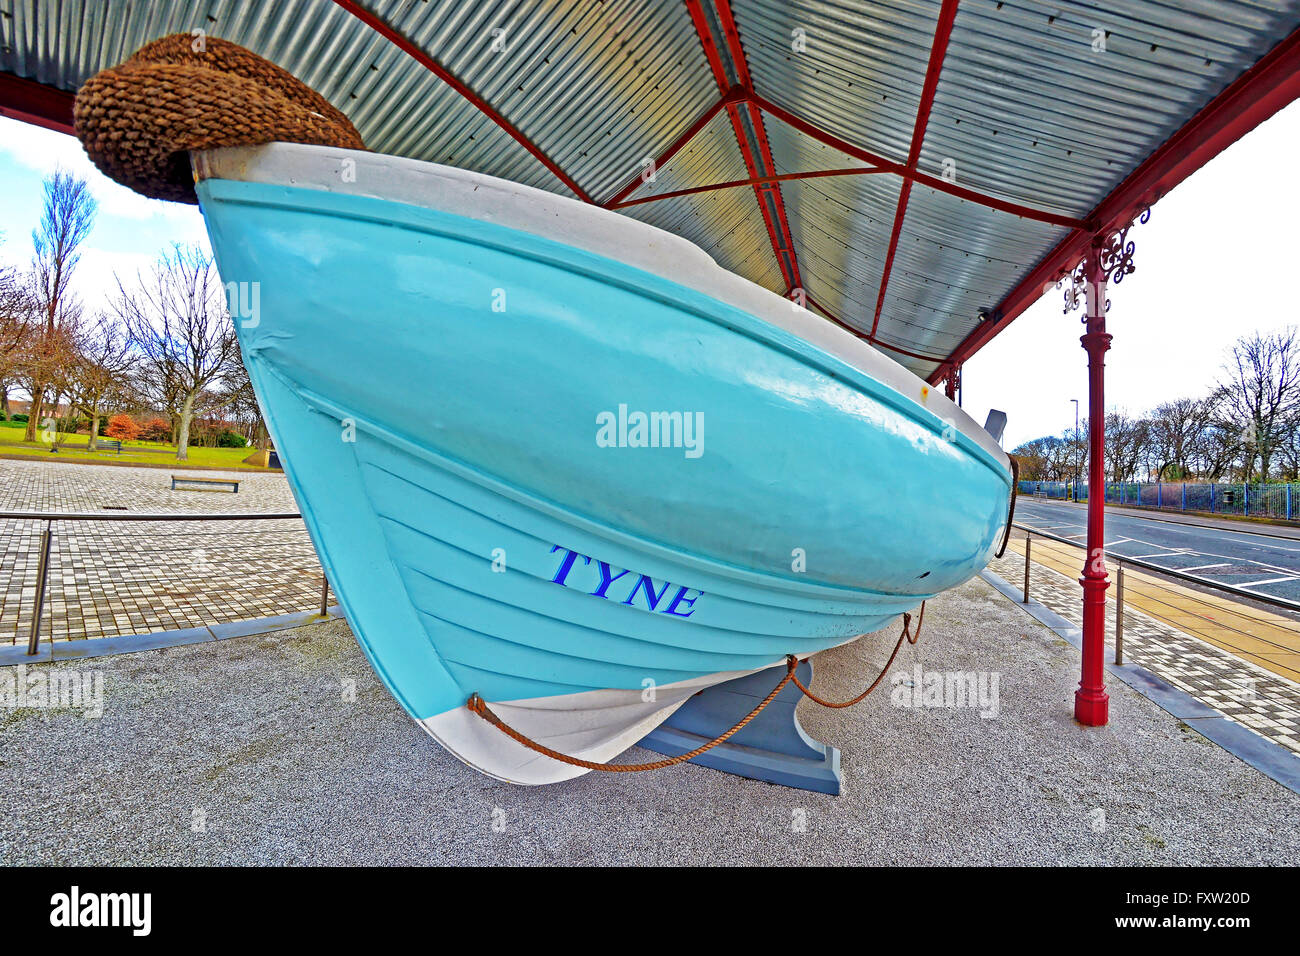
left=1011, top=522, right=1300, bottom=675
left=1019, top=480, right=1300, bottom=521
left=0, top=510, right=329, bottom=656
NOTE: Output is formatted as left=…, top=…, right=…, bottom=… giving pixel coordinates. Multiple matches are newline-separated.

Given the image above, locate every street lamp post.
left=1071, top=398, right=1080, bottom=501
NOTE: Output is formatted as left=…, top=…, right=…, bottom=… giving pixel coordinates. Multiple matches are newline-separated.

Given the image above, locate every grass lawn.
left=0, top=420, right=280, bottom=471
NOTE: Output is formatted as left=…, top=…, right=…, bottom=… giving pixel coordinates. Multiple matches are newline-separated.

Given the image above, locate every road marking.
left=1238, top=575, right=1300, bottom=587
left=1182, top=563, right=1230, bottom=571
left=1247, top=561, right=1294, bottom=574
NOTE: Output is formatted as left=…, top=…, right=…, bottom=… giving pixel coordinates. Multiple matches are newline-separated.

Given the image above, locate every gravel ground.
left=2, top=575, right=1298, bottom=865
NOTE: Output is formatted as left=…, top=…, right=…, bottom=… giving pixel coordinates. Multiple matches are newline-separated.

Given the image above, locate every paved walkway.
left=3, top=576, right=1296, bottom=865
left=988, top=539, right=1300, bottom=756
left=0, top=459, right=322, bottom=646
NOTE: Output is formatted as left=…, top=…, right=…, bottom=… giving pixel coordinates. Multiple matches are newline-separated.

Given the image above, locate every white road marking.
left=1182, top=563, right=1230, bottom=571
left=1246, top=562, right=1294, bottom=574
left=1240, top=575, right=1300, bottom=587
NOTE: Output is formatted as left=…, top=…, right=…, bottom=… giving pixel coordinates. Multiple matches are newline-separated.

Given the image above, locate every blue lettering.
left=547, top=544, right=703, bottom=618
left=622, top=574, right=671, bottom=611
left=591, top=561, right=631, bottom=599
left=663, top=586, right=702, bottom=618
left=549, top=545, right=591, bottom=586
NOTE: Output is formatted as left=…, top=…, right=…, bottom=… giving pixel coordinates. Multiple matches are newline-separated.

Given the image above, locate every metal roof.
left=2, top=0, right=1298, bottom=381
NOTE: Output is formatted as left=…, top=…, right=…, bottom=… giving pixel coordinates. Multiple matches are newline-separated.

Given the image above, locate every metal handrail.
left=1012, top=521, right=1300, bottom=614
left=1, top=509, right=326, bottom=656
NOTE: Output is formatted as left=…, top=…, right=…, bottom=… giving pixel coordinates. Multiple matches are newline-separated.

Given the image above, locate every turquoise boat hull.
left=194, top=144, right=1011, bottom=784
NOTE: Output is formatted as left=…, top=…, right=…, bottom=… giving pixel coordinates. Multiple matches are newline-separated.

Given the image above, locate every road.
left=1014, top=498, right=1300, bottom=603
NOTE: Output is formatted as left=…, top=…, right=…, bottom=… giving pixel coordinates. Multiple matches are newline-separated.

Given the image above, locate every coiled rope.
left=74, top=34, right=365, bottom=204
left=467, top=602, right=925, bottom=772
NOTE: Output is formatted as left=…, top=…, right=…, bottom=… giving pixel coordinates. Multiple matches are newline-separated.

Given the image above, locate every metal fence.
left=1019, top=480, right=1300, bottom=521
left=0, top=510, right=329, bottom=656
left=1012, top=522, right=1300, bottom=675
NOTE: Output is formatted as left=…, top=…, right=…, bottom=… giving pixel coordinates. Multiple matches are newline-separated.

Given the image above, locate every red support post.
left=1075, top=239, right=1111, bottom=726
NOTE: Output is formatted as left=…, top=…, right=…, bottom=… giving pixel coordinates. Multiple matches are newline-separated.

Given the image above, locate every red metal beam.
left=748, top=93, right=1083, bottom=229
left=685, top=0, right=803, bottom=290
left=0, top=73, right=74, bottom=134
left=716, top=0, right=804, bottom=290
left=331, top=0, right=593, bottom=203
left=602, top=88, right=743, bottom=208
left=609, top=165, right=888, bottom=209
left=870, top=0, right=959, bottom=337
left=930, top=25, right=1300, bottom=385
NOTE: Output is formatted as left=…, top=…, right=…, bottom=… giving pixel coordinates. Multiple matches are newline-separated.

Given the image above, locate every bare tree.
left=0, top=251, right=37, bottom=410
left=1219, top=328, right=1300, bottom=481
left=69, top=312, right=135, bottom=448
left=221, top=348, right=266, bottom=445
left=1188, top=390, right=1241, bottom=481
left=1148, top=397, right=1208, bottom=479
left=1104, top=411, right=1149, bottom=482
left=1011, top=434, right=1076, bottom=482
left=114, top=245, right=239, bottom=461
left=23, top=170, right=97, bottom=441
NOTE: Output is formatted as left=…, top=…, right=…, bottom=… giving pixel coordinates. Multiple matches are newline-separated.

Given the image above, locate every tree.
left=1148, top=397, right=1206, bottom=479
left=220, top=346, right=266, bottom=445
left=1218, top=328, right=1300, bottom=481
left=1010, top=434, right=1074, bottom=482
left=1010, top=437, right=1050, bottom=480
left=104, top=413, right=141, bottom=441
left=68, top=312, right=135, bottom=448
left=23, top=170, right=97, bottom=441
left=140, top=417, right=171, bottom=442
left=1189, top=391, right=1241, bottom=482
left=114, top=245, right=239, bottom=461
left=0, top=247, right=37, bottom=412
left=1104, top=411, right=1149, bottom=483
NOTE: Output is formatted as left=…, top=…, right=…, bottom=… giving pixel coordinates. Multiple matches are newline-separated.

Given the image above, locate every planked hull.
left=194, top=144, right=1012, bottom=784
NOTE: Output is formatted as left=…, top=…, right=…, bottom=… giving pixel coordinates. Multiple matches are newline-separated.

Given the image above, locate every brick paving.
left=987, top=543, right=1300, bottom=756
left=0, top=459, right=323, bottom=645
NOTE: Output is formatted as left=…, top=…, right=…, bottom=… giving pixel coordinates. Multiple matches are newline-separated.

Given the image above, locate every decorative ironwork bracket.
left=1060, top=208, right=1151, bottom=317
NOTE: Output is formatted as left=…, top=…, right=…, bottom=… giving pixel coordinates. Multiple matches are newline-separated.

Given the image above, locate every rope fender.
left=74, top=34, right=365, bottom=204
left=467, top=602, right=925, bottom=773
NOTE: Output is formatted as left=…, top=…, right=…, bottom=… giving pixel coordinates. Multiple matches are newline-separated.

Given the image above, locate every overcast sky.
left=1, top=99, right=1297, bottom=448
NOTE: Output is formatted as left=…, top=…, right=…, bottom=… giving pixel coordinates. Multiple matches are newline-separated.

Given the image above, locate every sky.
left=0, top=99, right=1297, bottom=446
left=0, top=115, right=208, bottom=315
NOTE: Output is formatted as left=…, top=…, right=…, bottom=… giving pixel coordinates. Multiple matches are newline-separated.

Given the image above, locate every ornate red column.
left=1062, top=214, right=1143, bottom=726
left=1075, top=239, right=1111, bottom=726
left=943, top=364, right=960, bottom=401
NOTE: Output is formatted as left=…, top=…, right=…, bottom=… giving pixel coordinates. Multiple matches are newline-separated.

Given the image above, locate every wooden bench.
left=171, top=476, right=240, bottom=493
left=95, top=439, right=122, bottom=455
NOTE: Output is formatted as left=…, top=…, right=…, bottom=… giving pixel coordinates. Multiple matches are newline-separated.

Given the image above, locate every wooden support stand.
left=637, top=658, right=841, bottom=794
